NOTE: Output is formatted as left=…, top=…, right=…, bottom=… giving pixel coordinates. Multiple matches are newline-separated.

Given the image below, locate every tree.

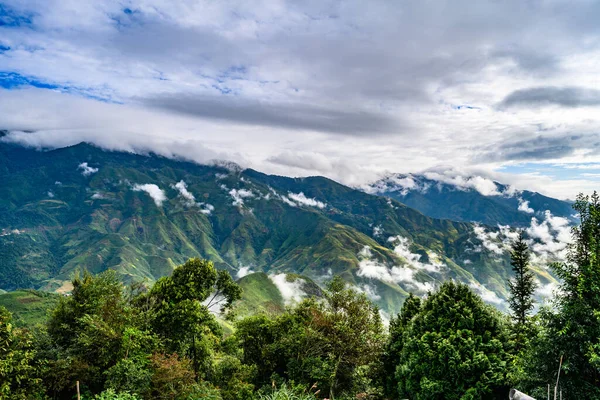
left=522, top=192, right=600, bottom=398
left=396, top=282, right=511, bottom=400
left=147, top=258, right=241, bottom=378
left=304, top=276, right=385, bottom=399
left=0, top=306, right=44, bottom=400
left=45, top=270, right=133, bottom=395
left=507, top=231, right=536, bottom=343
left=235, top=276, right=385, bottom=399
left=382, top=293, right=421, bottom=397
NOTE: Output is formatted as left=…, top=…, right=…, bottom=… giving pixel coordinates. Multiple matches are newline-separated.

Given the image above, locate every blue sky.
left=1, top=0, right=600, bottom=199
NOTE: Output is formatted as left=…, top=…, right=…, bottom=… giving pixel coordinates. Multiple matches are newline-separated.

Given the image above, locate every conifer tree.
left=508, top=231, right=537, bottom=330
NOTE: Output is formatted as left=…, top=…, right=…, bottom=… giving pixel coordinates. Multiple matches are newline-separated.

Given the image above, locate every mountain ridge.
left=364, top=172, right=575, bottom=228
left=0, top=141, right=562, bottom=314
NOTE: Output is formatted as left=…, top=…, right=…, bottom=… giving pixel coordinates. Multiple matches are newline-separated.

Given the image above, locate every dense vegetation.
left=1, top=192, right=598, bottom=399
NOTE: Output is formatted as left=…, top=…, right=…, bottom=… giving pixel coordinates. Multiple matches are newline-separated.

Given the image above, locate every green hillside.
left=0, top=141, right=551, bottom=313
left=235, top=272, right=285, bottom=316
left=0, top=289, right=60, bottom=327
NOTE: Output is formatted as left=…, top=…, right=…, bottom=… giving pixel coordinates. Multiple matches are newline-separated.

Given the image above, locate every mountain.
left=0, top=141, right=557, bottom=314
left=364, top=173, right=575, bottom=228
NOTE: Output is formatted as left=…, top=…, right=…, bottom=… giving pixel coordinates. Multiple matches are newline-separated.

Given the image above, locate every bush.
left=92, top=388, right=140, bottom=400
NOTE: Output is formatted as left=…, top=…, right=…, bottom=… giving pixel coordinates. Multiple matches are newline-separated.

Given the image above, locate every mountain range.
left=0, top=140, right=572, bottom=314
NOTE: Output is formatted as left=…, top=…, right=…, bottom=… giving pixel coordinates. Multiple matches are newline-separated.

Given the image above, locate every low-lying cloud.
left=269, top=273, right=306, bottom=305
left=132, top=183, right=167, bottom=206
left=388, top=236, right=445, bottom=274
left=78, top=162, right=98, bottom=176
left=286, top=192, right=326, bottom=209
left=236, top=266, right=254, bottom=279
left=357, top=246, right=434, bottom=293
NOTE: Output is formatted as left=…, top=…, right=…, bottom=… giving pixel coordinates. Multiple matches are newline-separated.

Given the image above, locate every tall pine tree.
left=508, top=231, right=536, bottom=330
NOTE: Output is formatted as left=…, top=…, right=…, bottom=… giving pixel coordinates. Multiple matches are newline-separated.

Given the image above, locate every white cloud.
left=357, top=246, right=434, bottom=293
left=198, top=203, right=215, bottom=215
left=47, top=190, right=54, bottom=198
left=203, top=293, right=226, bottom=316
left=365, top=174, right=420, bottom=195
left=229, top=188, right=254, bottom=207
left=2, top=1, right=600, bottom=199
left=172, top=180, right=196, bottom=206
left=169, top=180, right=214, bottom=213
left=518, top=198, right=534, bottom=213
left=473, top=225, right=504, bottom=255
left=357, top=284, right=381, bottom=301
left=469, top=213, right=572, bottom=267
left=236, top=266, right=254, bottom=279
left=422, top=171, right=503, bottom=196
left=373, top=225, right=383, bottom=237
left=469, top=282, right=505, bottom=305
left=387, top=236, right=445, bottom=273
left=132, top=183, right=167, bottom=206
left=78, top=162, right=98, bottom=176
left=269, top=273, right=306, bottom=305
left=526, top=210, right=572, bottom=262
left=535, top=280, right=558, bottom=299
left=286, top=192, right=327, bottom=209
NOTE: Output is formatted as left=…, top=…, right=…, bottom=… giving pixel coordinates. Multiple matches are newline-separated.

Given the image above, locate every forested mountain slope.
left=0, top=141, right=556, bottom=313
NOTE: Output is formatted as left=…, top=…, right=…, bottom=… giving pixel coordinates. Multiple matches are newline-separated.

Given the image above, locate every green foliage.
left=0, top=306, right=45, bottom=399
left=508, top=232, right=536, bottom=346
left=37, top=258, right=241, bottom=399
left=104, top=357, right=152, bottom=395
left=382, top=293, right=421, bottom=397
left=257, top=383, right=318, bottom=400
left=93, top=388, right=141, bottom=400
left=212, top=355, right=255, bottom=400
left=395, top=282, right=511, bottom=400
left=520, top=192, right=600, bottom=398
left=147, top=352, right=197, bottom=400
left=147, top=258, right=241, bottom=377
left=235, top=276, right=385, bottom=399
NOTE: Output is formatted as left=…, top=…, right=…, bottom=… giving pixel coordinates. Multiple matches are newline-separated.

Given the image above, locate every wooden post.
left=548, top=384, right=550, bottom=400
left=76, top=381, right=81, bottom=400
left=554, top=355, right=563, bottom=400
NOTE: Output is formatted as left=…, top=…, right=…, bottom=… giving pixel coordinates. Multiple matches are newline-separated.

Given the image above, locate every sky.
left=1, top=0, right=600, bottom=199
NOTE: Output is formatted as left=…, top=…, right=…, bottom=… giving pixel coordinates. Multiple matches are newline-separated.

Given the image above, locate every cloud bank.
left=1, top=0, right=600, bottom=198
